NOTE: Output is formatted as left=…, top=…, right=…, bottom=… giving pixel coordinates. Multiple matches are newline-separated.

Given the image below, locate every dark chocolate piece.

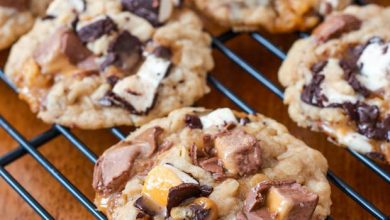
left=301, top=61, right=328, bottom=107
left=339, top=44, right=370, bottom=97
left=185, top=114, right=203, bottom=129
left=134, top=196, right=157, bottom=217
left=77, top=16, right=117, bottom=43
left=121, top=0, right=160, bottom=26
left=199, top=185, right=213, bottom=197
left=167, top=183, right=201, bottom=211
left=108, top=31, right=142, bottom=54
left=342, top=102, right=390, bottom=141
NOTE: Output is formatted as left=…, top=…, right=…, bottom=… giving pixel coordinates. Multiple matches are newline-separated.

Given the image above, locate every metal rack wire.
left=0, top=2, right=389, bottom=220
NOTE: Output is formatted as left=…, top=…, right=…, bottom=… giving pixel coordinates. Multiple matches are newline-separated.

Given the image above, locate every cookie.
left=92, top=107, right=331, bottom=219
left=191, top=0, right=351, bottom=33
left=279, top=5, right=390, bottom=162
left=5, top=0, right=213, bottom=129
left=0, top=0, right=52, bottom=50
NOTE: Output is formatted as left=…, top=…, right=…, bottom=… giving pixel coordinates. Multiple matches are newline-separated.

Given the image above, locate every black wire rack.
left=0, top=1, right=389, bottom=219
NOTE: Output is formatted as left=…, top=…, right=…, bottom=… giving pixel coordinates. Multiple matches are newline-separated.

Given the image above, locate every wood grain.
left=0, top=1, right=389, bottom=219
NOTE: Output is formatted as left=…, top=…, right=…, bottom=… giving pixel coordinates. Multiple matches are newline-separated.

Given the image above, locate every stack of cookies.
left=1, top=0, right=388, bottom=219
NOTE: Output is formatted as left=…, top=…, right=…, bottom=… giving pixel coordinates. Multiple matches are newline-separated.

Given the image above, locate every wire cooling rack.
left=0, top=1, right=389, bottom=220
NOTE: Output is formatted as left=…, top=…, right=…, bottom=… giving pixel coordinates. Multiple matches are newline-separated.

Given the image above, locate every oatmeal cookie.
left=5, top=0, right=213, bottom=129
left=92, top=107, right=331, bottom=219
left=279, top=5, right=390, bottom=162
left=191, top=0, right=351, bottom=33
left=0, top=0, right=52, bottom=50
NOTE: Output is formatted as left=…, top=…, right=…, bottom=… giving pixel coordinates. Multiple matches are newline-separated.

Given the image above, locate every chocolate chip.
left=185, top=114, right=203, bottom=129
left=167, top=183, right=201, bottom=212
left=121, top=0, right=160, bottom=26
left=77, top=16, right=117, bottom=43
left=153, top=46, right=172, bottom=60
left=108, top=31, right=142, bottom=54
left=313, top=14, right=362, bottom=42
left=301, top=62, right=328, bottom=107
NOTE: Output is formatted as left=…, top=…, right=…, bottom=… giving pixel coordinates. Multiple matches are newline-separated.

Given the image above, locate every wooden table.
left=0, top=1, right=389, bottom=219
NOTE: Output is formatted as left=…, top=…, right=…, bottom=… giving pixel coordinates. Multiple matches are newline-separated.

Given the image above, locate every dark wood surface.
left=0, top=1, right=389, bottom=219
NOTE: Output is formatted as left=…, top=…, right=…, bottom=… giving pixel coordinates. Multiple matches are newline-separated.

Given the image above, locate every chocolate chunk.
left=339, top=44, right=370, bottom=97
left=153, top=46, right=172, bottom=60
left=0, top=0, right=28, bottom=11
left=134, top=196, right=158, bottom=217
left=77, top=16, right=117, bottom=43
left=102, top=31, right=142, bottom=70
left=343, top=102, right=390, bottom=141
left=93, top=127, right=163, bottom=194
left=215, top=129, right=262, bottom=176
left=185, top=114, right=203, bottom=129
left=167, top=183, right=202, bottom=211
left=188, top=204, right=211, bottom=220
left=121, top=0, right=160, bottom=26
left=108, top=31, right=142, bottom=54
left=199, top=185, right=213, bottom=197
left=301, top=61, right=328, bottom=107
left=313, top=14, right=362, bottom=42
